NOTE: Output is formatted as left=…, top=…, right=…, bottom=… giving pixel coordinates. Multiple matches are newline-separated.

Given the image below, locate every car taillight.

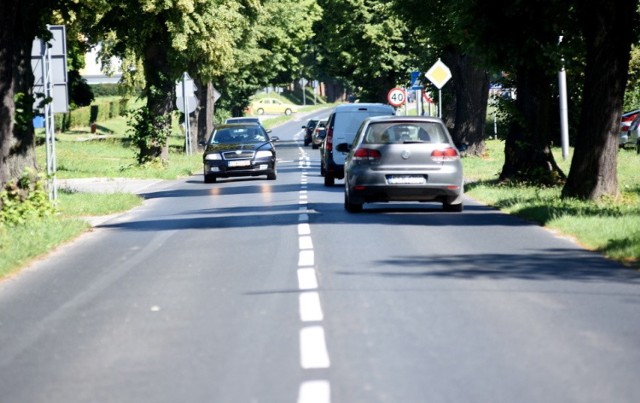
left=621, top=115, right=637, bottom=131
left=431, top=147, right=459, bottom=162
left=353, top=148, right=381, bottom=161
left=325, top=127, right=333, bottom=151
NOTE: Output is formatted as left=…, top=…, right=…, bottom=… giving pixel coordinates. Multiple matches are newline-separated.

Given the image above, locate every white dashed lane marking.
left=300, top=326, right=331, bottom=369
left=299, top=292, right=324, bottom=322
left=297, top=146, right=331, bottom=403
left=297, top=268, right=318, bottom=290
left=298, top=381, right=331, bottom=403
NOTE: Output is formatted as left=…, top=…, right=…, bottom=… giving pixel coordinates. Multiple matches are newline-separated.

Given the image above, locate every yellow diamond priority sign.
left=425, top=59, right=452, bottom=89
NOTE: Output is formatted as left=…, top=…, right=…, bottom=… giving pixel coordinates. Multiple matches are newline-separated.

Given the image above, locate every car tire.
left=324, top=174, right=335, bottom=186
left=312, top=143, right=319, bottom=149
left=636, top=141, right=640, bottom=154
left=443, top=201, right=463, bottom=212
left=257, top=108, right=265, bottom=115
left=267, top=169, right=277, bottom=180
left=320, top=162, right=326, bottom=176
left=344, top=187, right=363, bottom=213
left=204, top=174, right=216, bottom=184
left=285, top=108, right=292, bottom=116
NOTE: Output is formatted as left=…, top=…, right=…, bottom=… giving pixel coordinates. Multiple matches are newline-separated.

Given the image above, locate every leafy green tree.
left=0, top=0, right=61, bottom=189
left=459, top=0, right=572, bottom=184
left=393, top=0, right=491, bottom=156
left=623, top=45, right=640, bottom=112
left=314, top=0, right=421, bottom=102
left=562, top=0, right=638, bottom=199
left=215, top=0, right=321, bottom=118
left=89, top=0, right=250, bottom=162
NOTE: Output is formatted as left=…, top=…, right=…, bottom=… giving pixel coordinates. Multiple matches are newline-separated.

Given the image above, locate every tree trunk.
left=141, top=33, right=174, bottom=163
left=195, top=79, right=215, bottom=146
left=0, top=1, right=41, bottom=189
left=562, top=0, right=636, bottom=200
left=441, top=49, right=490, bottom=156
left=499, top=64, right=565, bottom=184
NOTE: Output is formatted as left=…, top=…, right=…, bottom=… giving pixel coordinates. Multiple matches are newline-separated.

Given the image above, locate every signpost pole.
left=558, top=36, right=570, bottom=160
left=405, top=88, right=408, bottom=116
left=176, top=72, right=198, bottom=156
left=425, top=59, right=452, bottom=120
left=41, top=38, right=57, bottom=201
left=181, top=73, right=192, bottom=156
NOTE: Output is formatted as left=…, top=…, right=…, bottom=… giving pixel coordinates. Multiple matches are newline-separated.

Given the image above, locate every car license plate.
left=228, top=160, right=251, bottom=167
left=387, top=175, right=426, bottom=185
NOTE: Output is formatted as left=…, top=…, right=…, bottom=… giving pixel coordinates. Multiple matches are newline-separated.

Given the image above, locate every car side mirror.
left=335, top=143, right=350, bottom=153
left=270, top=136, right=280, bottom=142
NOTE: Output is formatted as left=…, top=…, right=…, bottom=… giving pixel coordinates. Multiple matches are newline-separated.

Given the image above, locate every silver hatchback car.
left=337, top=116, right=464, bottom=212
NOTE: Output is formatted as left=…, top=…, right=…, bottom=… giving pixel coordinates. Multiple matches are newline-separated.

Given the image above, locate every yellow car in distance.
left=251, top=98, right=299, bottom=116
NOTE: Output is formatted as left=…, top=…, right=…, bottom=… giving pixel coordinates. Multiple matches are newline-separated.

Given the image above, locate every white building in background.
left=79, top=44, right=122, bottom=84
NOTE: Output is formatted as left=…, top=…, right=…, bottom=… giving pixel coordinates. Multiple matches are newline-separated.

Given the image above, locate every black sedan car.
left=201, top=123, right=279, bottom=183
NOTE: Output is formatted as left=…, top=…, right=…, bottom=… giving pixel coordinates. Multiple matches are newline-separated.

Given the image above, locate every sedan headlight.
left=205, top=153, right=222, bottom=161
left=255, top=150, right=272, bottom=158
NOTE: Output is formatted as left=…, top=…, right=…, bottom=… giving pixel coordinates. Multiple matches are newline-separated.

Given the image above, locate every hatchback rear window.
left=363, top=122, right=447, bottom=144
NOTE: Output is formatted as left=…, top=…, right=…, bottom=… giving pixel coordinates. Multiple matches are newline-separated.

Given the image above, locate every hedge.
left=55, top=98, right=129, bottom=131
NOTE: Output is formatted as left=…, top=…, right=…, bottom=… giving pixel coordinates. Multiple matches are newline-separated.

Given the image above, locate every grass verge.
left=464, top=140, right=640, bottom=267
left=0, top=191, right=145, bottom=279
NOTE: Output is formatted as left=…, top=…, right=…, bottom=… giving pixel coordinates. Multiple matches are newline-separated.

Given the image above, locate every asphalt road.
left=0, top=110, right=639, bottom=402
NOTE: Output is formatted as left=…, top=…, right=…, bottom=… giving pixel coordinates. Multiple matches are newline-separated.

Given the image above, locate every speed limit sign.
left=387, top=87, right=406, bottom=107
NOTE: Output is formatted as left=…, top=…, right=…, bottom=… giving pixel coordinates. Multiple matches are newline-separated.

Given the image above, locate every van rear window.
left=335, top=111, right=394, bottom=134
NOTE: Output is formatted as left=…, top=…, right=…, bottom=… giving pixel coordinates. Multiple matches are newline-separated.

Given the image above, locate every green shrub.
left=91, top=84, right=120, bottom=97
left=127, top=106, right=171, bottom=164
left=0, top=170, right=55, bottom=226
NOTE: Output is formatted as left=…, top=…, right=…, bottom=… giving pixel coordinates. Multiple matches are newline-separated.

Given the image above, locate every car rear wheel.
left=443, top=201, right=463, bottom=212
left=285, top=108, right=292, bottom=116
left=345, top=187, right=363, bottom=213
left=204, top=174, right=217, bottom=183
left=324, top=174, right=335, bottom=186
left=257, top=108, right=265, bottom=115
left=636, top=141, right=640, bottom=154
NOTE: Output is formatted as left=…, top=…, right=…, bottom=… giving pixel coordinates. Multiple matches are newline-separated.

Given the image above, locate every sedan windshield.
left=211, top=127, right=267, bottom=144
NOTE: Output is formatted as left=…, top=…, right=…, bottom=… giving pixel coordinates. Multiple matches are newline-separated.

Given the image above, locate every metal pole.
left=182, top=73, right=191, bottom=156
left=404, top=88, right=408, bottom=116
left=42, top=36, right=57, bottom=201
left=558, top=67, right=569, bottom=160
left=438, top=89, right=442, bottom=118
left=302, top=81, right=306, bottom=106
left=558, top=36, right=570, bottom=160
